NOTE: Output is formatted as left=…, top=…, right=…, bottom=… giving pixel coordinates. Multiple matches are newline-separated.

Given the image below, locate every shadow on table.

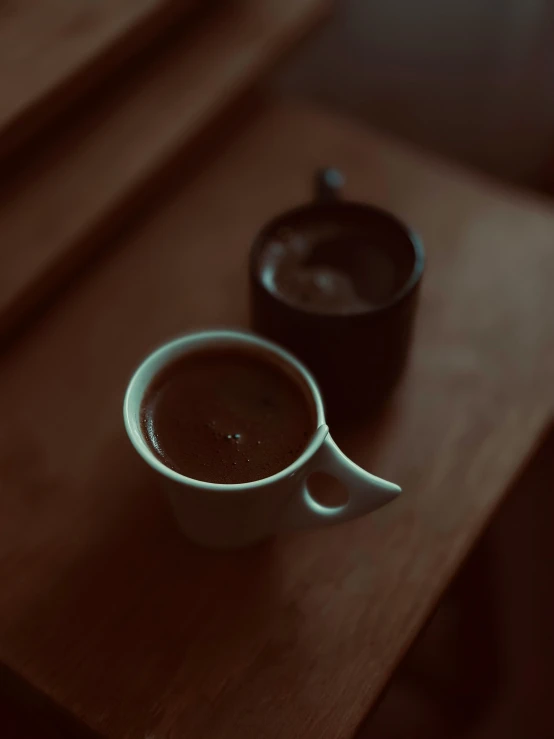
left=356, top=423, right=554, bottom=739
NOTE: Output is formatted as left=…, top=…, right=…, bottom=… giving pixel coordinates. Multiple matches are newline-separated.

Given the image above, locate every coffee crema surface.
left=258, top=222, right=410, bottom=315
left=141, top=347, right=315, bottom=484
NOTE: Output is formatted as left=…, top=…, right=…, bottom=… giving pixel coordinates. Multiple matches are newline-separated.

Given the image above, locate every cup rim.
left=123, top=329, right=326, bottom=492
left=249, top=200, right=425, bottom=317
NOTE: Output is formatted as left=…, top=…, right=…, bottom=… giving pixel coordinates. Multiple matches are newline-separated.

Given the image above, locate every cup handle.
left=279, top=425, right=401, bottom=531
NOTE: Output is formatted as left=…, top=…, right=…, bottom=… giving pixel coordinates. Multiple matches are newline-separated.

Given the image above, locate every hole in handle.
left=307, top=472, right=349, bottom=510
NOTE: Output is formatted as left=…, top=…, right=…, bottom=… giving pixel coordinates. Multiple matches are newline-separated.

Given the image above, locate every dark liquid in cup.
left=141, top=347, right=316, bottom=484
left=258, top=221, right=413, bottom=314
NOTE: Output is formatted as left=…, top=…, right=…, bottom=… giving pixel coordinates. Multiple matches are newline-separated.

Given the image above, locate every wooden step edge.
left=0, top=661, right=103, bottom=738
left=0, top=0, right=331, bottom=346
left=0, top=0, right=203, bottom=161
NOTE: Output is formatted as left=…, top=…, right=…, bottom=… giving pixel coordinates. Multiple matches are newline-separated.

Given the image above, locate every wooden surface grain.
left=0, top=102, right=553, bottom=739
left=0, top=0, right=196, bottom=158
left=0, top=662, right=102, bottom=738
left=0, top=0, right=328, bottom=342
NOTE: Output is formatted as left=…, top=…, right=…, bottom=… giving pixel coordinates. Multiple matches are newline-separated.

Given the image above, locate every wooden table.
left=1, top=101, right=553, bottom=739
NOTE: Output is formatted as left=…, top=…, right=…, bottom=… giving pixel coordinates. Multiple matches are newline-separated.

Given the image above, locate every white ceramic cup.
left=124, top=330, right=400, bottom=549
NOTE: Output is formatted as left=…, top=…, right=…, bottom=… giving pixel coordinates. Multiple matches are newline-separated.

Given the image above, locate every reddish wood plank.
left=0, top=102, right=553, bottom=739
left=0, top=663, right=101, bottom=738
